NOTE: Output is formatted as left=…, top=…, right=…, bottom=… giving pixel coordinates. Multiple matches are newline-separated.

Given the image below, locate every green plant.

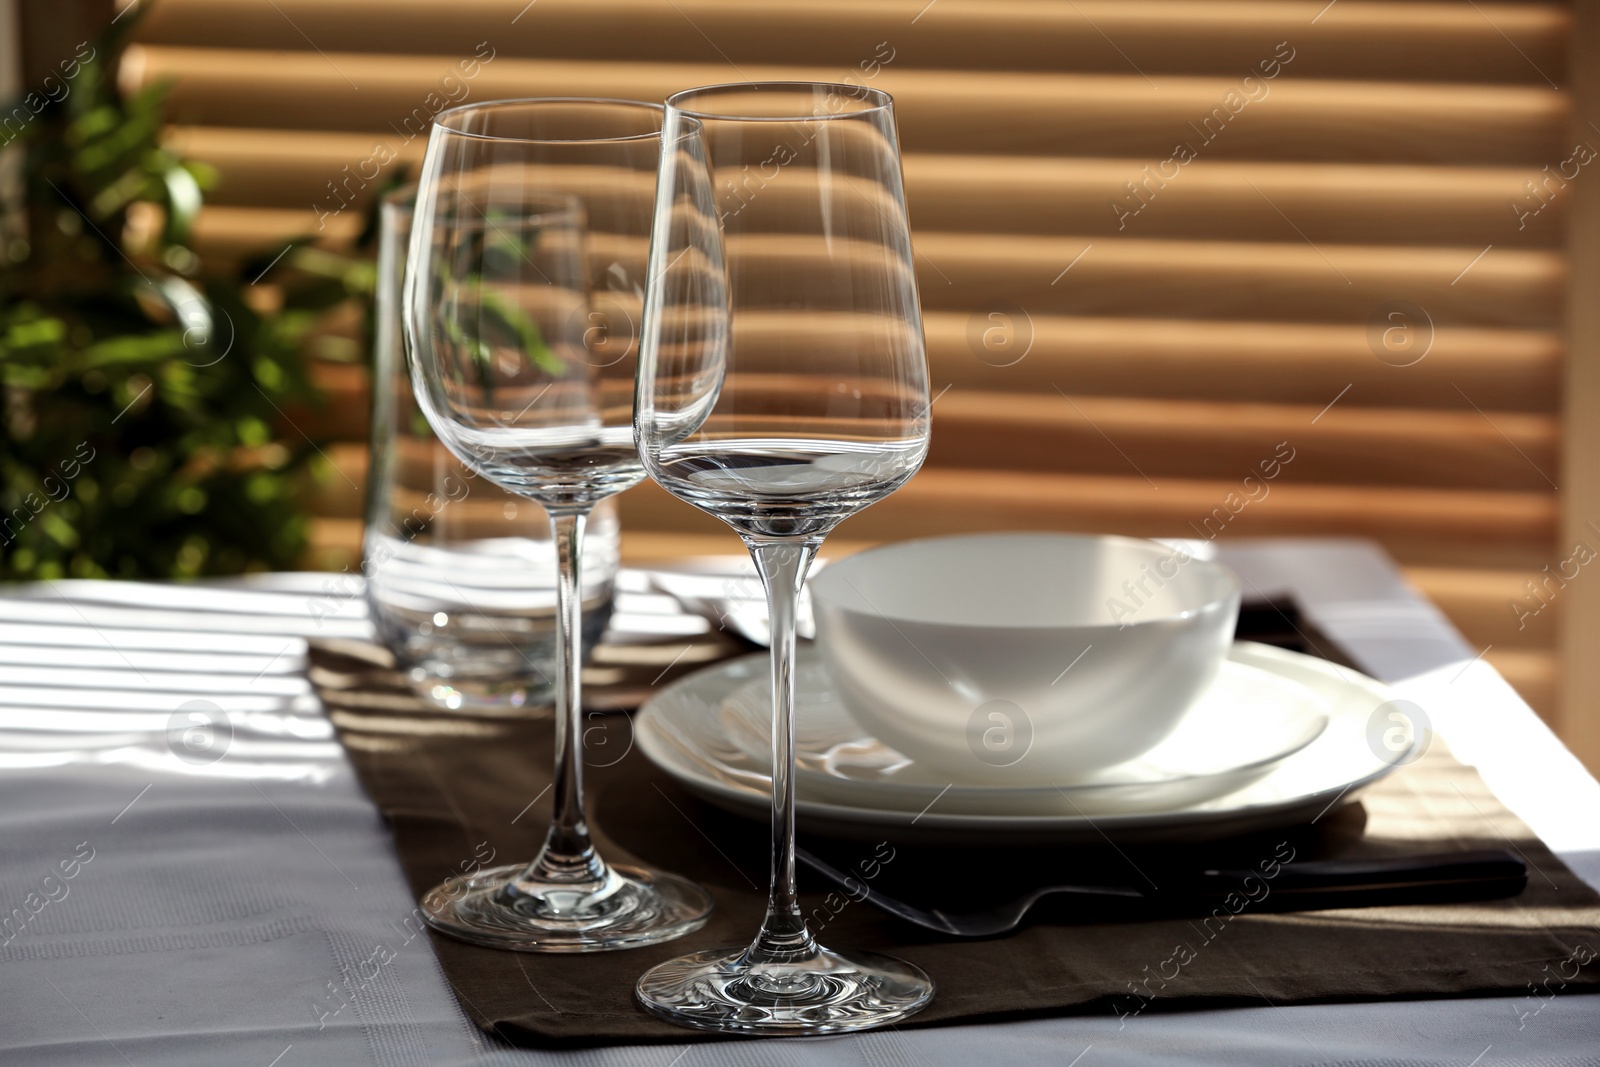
left=0, top=20, right=373, bottom=581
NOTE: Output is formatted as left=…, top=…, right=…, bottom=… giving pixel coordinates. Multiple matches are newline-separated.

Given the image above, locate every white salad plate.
left=715, top=655, right=1329, bottom=816
left=634, top=642, right=1421, bottom=844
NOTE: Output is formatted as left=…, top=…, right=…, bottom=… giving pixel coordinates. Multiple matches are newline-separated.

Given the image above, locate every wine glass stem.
left=745, top=536, right=823, bottom=966
left=521, top=507, right=609, bottom=888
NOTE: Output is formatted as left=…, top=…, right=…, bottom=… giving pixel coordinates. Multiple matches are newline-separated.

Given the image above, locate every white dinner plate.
left=715, top=655, right=1329, bottom=816
left=634, top=642, right=1421, bottom=844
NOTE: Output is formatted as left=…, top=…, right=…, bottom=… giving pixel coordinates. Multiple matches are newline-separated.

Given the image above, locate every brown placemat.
left=313, top=638, right=1600, bottom=1048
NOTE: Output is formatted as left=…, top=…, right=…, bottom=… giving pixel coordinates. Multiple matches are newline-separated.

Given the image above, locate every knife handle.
left=1171, top=849, right=1527, bottom=912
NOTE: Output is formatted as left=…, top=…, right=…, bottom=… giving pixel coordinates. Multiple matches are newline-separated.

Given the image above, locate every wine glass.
left=634, top=82, right=934, bottom=1032
left=403, top=99, right=712, bottom=952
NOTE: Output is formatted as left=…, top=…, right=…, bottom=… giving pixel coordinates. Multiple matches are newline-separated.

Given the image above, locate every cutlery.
left=797, top=846, right=1527, bottom=937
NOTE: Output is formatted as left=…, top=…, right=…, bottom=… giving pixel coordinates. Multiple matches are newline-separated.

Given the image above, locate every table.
left=1, top=539, right=1596, bottom=1065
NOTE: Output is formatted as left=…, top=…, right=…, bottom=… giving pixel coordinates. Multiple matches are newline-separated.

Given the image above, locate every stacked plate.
left=636, top=641, right=1420, bottom=845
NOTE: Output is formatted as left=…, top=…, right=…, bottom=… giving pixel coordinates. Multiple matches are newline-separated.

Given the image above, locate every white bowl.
left=808, top=533, right=1241, bottom=785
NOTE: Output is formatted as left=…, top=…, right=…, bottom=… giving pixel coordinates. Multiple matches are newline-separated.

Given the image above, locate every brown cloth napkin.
left=312, top=638, right=1600, bottom=1048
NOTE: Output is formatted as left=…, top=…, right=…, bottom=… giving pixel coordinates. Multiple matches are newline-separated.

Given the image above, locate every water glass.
left=364, top=189, right=618, bottom=713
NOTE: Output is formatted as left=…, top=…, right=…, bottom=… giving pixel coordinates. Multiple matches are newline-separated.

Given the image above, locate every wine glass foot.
left=635, top=944, right=933, bottom=1034
left=421, top=862, right=711, bottom=953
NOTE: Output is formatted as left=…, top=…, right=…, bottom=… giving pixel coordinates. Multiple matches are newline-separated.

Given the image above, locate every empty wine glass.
left=634, top=82, right=934, bottom=1032
left=403, top=99, right=712, bottom=952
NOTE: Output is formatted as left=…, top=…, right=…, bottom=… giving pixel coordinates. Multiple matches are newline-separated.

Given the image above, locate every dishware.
left=365, top=188, right=620, bottom=713
left=809, top=533, right=1242, bottom=784
left=644, top=542, right=1221, bottom=650
left=403, top=98, right=712, bottom=951
left=796, top=846, right=1527, bottom=937
left=633, top=82, right=934, bottom=1033
left=645, top=559, right=816, bottom=645
left=718, top=653, right=1329, bottom=815
left=636, top=641, right=1424, bottom=845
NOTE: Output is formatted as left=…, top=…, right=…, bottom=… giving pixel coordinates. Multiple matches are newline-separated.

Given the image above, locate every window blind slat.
left=129, top=0, right=1568, bottom=85
left=305, top=445, right=1555, bottom=568
left=913, top=233, right=1563, bottom=327
left=298, top=380, right=1555, bottom=495
left=616, top=471, right=1558, bottom=567
left=920, top=316, right=1562, bottom=413
left=190, top=205, right=1564, bottom=328
left=125, top=47, right=1565, bottom=164
left=304, top=323, right=1560, bottom=417
left=168, top=126, right=1566, bottom=250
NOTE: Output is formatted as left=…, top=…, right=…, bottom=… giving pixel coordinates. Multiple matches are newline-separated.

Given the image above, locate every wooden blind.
left=126, top=0, right=1573, bottom=717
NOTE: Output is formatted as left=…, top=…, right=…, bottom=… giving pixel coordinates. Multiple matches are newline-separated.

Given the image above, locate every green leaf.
left=81, top=331, right=186, bottom=366
left=3, top=314, right=67, bottom=350
left=161, top=164, right=203, bottom=244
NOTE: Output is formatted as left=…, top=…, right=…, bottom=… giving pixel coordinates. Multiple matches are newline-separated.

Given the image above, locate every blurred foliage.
left=0, top=19, right=379, bottom=581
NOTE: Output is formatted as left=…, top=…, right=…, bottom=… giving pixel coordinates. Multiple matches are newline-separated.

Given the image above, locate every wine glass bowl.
left=406, top=191, right=613, bottom=502
left=638, top=85, right=931, bottom=544
left=404, top=98, right=712, bottom=952
left=635, top=82, right=934, bottom=1033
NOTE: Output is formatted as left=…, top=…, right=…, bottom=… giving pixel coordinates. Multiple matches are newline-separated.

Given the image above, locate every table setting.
left=3, top=78, right=1600, bottom=1063
left=4, top=547, right=1600, bottom=1063
left=309, top=540, right=1600, bottom=1047
left=356, top=81, right=1600, bottom=1044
